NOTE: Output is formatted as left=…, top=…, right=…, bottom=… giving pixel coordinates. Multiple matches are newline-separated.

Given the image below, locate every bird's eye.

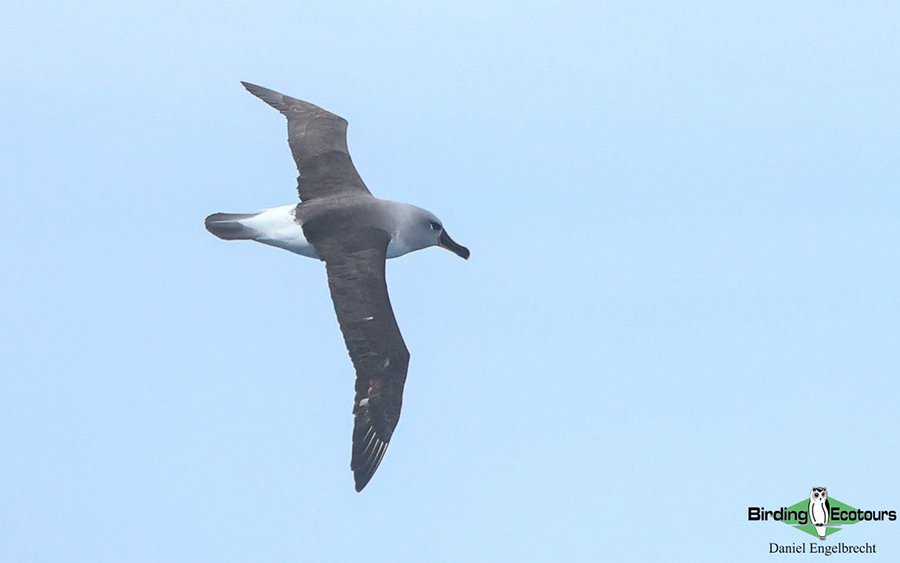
left=430, top=221, right=442, bottom=231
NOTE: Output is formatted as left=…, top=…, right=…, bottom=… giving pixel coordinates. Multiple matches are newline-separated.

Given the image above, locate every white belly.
left=242, top=204, right=319, bottom=258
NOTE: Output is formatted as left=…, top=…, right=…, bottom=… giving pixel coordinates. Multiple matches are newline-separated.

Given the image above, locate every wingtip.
left=351, top=436, right=389, bottom=493
left=353, top=472, right=369, bottom=492
left=240, top=81, right=267, bottom=96
left=240, top=81, right=293, bottom=114
left=352, top=466, right=375, bottom=492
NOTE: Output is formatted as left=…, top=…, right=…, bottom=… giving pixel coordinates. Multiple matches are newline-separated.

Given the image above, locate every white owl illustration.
left=808, top=487, right=830, bottom=540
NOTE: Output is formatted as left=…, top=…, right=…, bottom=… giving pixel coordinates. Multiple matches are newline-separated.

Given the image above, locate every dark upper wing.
left=241, top=82, right=371, bottom=202
left=313, top=227, right=409, bottom=492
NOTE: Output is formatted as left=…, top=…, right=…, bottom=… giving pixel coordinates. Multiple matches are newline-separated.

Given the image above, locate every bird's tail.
left=205, top=212, right=259, bottom=240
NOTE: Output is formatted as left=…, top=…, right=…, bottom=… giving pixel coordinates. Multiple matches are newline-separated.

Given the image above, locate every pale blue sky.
left=2, top=1, right=898, bottom=561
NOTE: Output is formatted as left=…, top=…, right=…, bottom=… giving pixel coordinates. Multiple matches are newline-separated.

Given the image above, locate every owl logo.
left=808, top=487, right=830, bottom=540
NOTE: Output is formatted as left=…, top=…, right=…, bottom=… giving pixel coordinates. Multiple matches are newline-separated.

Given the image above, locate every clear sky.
left=2, top=1, right=898, bottom=561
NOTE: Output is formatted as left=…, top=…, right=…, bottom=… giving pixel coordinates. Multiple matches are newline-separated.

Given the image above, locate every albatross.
left=205, top=82, right=470, bottom=492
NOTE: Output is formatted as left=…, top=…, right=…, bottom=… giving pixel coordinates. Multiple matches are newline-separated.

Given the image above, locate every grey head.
left=386, top=202, right=470, bottom=260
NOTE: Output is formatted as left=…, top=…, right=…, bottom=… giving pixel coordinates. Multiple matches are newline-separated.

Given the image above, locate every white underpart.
left=241, top=204, right=319, bottom=258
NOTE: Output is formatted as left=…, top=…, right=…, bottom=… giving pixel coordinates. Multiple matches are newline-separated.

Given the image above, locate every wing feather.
left=313, top=228, right=409, bottom=492
left=241, top=82, right=371, bottom=201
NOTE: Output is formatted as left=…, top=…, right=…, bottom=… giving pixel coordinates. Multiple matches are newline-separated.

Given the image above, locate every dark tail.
left=205, top=212, right=259, bottom=240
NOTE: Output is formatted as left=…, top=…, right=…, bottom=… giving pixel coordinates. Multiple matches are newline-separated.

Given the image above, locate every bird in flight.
left=206, top=82, right=470, bottom=491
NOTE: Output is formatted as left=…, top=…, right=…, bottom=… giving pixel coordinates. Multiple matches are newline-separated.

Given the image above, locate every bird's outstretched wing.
left=312, top=227, right=409, bottom=491
left=241, top=82, right=371, bottom=202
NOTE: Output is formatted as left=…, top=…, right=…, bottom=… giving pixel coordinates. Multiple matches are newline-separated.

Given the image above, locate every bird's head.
left=426, top=216, right=470, bottom=260
left=399, top=206, right=470, bottom=259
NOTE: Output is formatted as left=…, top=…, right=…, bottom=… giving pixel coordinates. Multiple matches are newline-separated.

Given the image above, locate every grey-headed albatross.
left=205, top=82, right=469, bottom=492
